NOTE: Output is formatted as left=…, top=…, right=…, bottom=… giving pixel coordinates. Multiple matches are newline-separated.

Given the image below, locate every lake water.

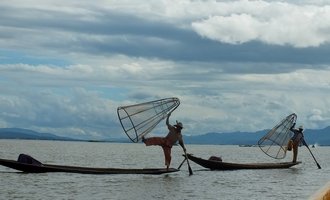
left=0, top=139, right=329, bottom=200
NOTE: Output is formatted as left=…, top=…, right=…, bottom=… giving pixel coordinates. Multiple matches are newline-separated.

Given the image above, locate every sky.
left=1, top=0, right=330, bottom=140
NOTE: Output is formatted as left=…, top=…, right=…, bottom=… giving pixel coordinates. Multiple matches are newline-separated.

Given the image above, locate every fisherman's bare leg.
left=162, top=146, right=172, bottom=170
left=287, top=140, right=293, bottom=151
left=143, top=137, right=165, bottom=146
left=292, top=143, right=298, bottom=163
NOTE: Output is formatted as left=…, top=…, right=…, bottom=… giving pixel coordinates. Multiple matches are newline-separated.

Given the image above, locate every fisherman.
left=287, top=123, right=304, bottom=163
left=142, top=112, right=186, bottom=170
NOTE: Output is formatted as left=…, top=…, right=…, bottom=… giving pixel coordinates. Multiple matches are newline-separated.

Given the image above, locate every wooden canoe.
left=186, top=154, right=301, bottom=170
left=0, top=157, right=178, bottom=175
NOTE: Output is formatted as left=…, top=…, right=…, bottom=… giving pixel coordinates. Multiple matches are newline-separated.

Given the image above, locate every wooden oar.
left=184, top=150, right=193, bottom=175
left=302, top=139, right=321, bottom=169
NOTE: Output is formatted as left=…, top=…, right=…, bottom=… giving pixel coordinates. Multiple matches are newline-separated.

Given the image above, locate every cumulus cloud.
left=192, top=14, right=260, bottom=44
left=192, top=1, right=330, bottom=47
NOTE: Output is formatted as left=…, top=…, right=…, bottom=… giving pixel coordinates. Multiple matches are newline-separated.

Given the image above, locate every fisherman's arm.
left=166, top=113, right=171, bottom=128
left=290, top=123, right=296, bottom=131
left=178, top=136, right=186, bottom=152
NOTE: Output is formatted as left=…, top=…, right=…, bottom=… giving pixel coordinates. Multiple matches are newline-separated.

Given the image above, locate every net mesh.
left=258, top=113, right=297, bottom=159
left=117, top=97, right=180, bottom=143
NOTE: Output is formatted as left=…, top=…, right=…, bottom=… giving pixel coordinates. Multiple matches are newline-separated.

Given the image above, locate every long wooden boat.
left=186, top=154, right=301, bottom=170
left=0, top=155, right=178, bottom=175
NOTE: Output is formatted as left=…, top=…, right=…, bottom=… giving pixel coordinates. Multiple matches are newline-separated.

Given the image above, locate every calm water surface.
left=0, top=140, right=329, bottom=200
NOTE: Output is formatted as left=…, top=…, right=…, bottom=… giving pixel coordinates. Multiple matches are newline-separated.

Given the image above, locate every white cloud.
left=192, top=14, right=261, bottom=44
left=191, top=1, right=330, bottom=47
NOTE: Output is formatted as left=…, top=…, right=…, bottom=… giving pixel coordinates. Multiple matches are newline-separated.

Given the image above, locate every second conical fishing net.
left=258, top=113, right=297, bottom=159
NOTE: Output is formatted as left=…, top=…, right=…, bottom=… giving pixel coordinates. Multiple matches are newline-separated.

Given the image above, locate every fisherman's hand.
left=162, top=112, right=170, bottom=119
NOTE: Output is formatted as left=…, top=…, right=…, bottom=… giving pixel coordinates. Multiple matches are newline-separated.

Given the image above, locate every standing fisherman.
left=142, top=113, right=186, bottom=170
left=287, top=123, right=304, bottom=163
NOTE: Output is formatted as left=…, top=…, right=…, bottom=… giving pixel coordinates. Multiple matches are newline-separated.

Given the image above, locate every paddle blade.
left=188, top=166, right=193, bottom=176
left=117, top=97, right=180, bottom=143
left=258, top=113, right=297, bottom=159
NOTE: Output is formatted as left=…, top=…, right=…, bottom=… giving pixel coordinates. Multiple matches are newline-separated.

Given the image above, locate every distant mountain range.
left=0, top=128, right=76, bottom=141
left=0, top=127, right=329, bottom=145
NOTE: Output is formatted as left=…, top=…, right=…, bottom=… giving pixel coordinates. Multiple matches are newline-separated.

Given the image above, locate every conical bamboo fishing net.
left=258, top=113, right=297, bottom=159
left=117, top=97, right=180, bottom=143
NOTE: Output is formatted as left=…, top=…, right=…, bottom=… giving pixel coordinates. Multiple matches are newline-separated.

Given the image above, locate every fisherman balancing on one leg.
left=142, top=113, right=186, bottom=170
left=287, top=123, right=304, bottom=163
